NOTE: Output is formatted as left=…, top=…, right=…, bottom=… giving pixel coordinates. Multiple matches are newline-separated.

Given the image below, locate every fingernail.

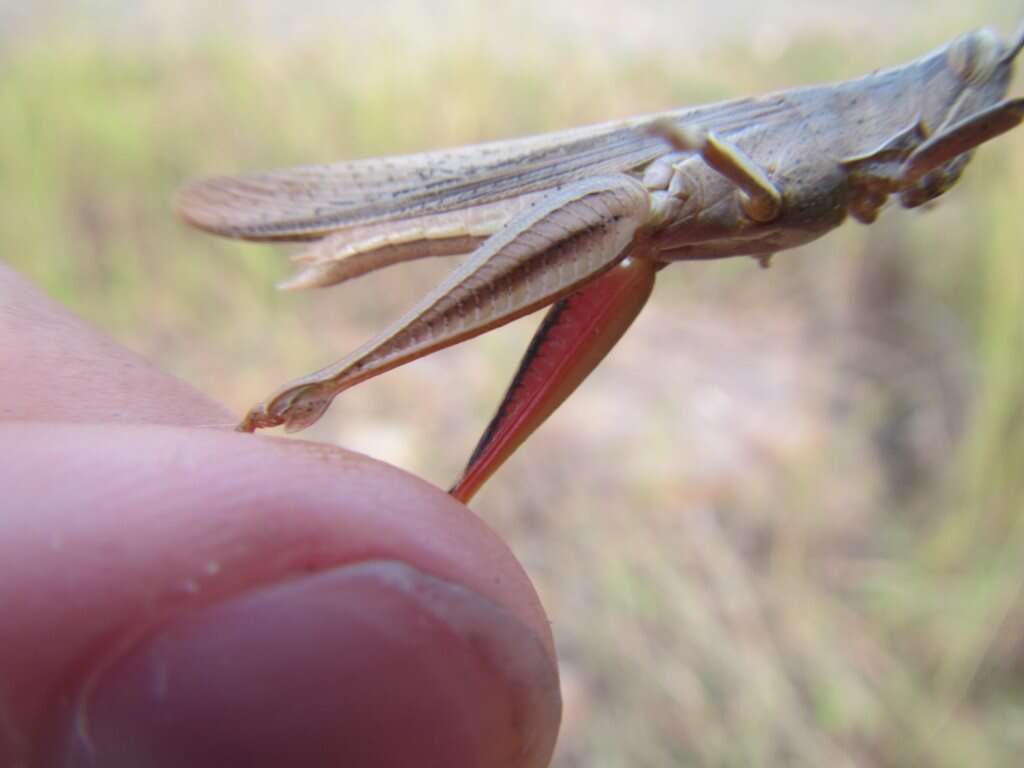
left=60, top=561, right=560, bottom=768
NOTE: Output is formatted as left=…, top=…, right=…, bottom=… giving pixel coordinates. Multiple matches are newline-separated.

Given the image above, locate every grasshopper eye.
left=947, top=28, right=1001, bottom=84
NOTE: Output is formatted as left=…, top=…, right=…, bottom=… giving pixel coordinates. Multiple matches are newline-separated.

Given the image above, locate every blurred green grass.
left=3, top=9, right=1024, bottom=766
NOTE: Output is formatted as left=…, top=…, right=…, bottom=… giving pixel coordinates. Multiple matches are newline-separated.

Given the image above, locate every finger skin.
left=0, top=263, right=560, bottom=766
left=0, top=425, right=559, bottom=766
left=0, top=264, right=231, bottom=427
left=66, top=560, right=558, bottom=768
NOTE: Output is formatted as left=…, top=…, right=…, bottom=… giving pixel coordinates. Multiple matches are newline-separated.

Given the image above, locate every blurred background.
left=3, top=1, right=1023, bottom=764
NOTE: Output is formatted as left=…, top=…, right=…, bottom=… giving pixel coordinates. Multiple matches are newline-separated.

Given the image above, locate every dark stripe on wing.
left=177, top=94, right=794, bottom=241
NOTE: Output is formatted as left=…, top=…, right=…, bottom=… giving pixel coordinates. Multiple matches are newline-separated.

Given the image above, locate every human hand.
left=0, top=265, right=560, bottom=767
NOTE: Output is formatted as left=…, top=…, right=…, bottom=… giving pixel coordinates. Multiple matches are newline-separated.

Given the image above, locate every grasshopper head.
left=897, top=24, right=1023, bottom=207
left=938, top=25, right=1021, bottom=123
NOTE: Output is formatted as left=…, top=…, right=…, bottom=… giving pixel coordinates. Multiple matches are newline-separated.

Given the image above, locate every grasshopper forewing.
left=177, top=23, right=1024, bottom=502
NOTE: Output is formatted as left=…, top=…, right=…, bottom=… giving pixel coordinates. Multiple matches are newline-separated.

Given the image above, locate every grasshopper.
left=178, top=23, right=1024, bottom=502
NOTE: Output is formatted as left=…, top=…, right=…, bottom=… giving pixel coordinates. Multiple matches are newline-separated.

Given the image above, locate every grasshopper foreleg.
left=901, top=97, right=1024, bottom=190
left=841, top=119, right=930, bottom=223
left=648, top=119, right=782, bottom=223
